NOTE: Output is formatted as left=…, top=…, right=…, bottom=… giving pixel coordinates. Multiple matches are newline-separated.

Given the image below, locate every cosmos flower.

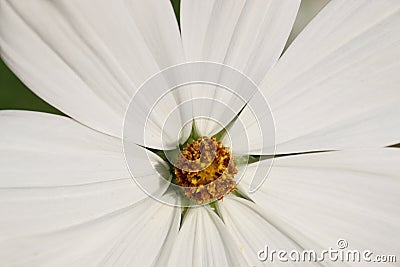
left=1, top=0, right=400, bottom=266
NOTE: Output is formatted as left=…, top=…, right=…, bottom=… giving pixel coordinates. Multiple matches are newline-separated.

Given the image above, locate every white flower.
left=1, top=0, right=400, bottom=266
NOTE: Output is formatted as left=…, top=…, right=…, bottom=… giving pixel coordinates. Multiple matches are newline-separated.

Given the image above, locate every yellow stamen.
left=174, top=137, right=238, bottom=204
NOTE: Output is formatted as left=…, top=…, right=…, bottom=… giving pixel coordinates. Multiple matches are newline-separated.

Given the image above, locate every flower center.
left=174, top=137, right=238, bottom=204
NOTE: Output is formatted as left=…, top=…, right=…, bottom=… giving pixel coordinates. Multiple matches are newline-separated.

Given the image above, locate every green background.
left=0, top=59, right=63, bottom=115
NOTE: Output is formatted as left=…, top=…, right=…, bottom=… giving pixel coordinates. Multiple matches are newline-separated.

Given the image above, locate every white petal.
left=0, top=198, right=180, bottom=266
left=123, top=142, right=174, bottom=203
left=166, top=207, right=247, bottom=267
left=99, top=199, right=180, bottom=267
left=0, top=111, right=129, bottom=186
left=261, top=0, right=400, bottom=153
left=0, top=111, right=149, bottom=241
left=180, top=0, right=300, bottom=137
left=241, top=149, right=400, bottom=260
left=285, top=0, right=330, bottom=49
left=0, top=0, right=184, bottom=137
left=181, top=0, right=300, bottom=84
left=218, top=197, right=314, bottom=266
left=227, top=89, right=276, bottom=155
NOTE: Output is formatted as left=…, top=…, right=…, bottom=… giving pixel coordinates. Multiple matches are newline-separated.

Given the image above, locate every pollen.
left=174, top=137, right=238, bottom=204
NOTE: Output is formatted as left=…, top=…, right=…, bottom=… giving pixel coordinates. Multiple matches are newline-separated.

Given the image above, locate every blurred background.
left=0, top=0, right=330, bottom=115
